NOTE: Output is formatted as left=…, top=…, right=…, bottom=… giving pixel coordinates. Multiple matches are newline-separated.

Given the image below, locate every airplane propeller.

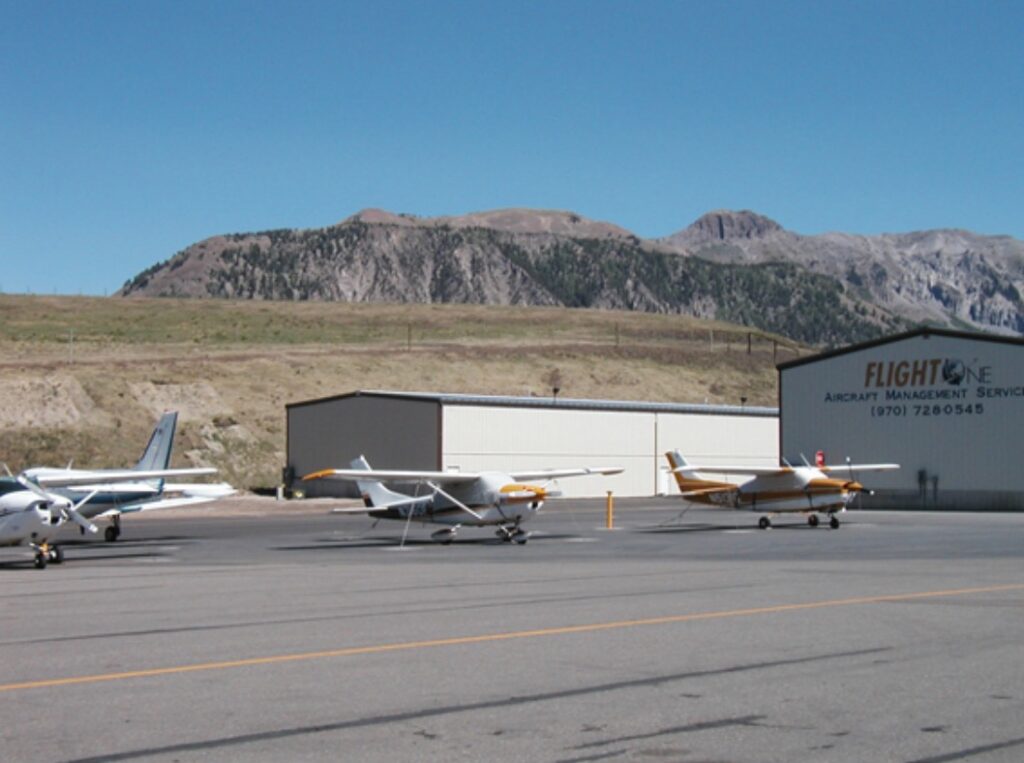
left=845, top=456, right=868, bottom=509
left=62, top=491, right=100, bottom=534
left=16, top=474, right=99, bottom=534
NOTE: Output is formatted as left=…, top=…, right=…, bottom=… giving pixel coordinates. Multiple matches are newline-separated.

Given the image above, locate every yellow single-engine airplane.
left=665, top=450, right=899, bottom=529
left=304, top=456, right=622, bottom=544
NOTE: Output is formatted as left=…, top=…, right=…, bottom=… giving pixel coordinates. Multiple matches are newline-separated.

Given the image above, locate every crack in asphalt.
left=61, top=647, right=887, bottom=763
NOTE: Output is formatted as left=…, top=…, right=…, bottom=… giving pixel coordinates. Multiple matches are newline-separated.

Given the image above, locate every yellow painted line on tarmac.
left=2, top=583, right=1022, bottom=693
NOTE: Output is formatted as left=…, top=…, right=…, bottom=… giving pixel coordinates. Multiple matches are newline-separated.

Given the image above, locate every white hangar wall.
left=438, top=401, right=780, bottom=496
left=442, top=406, right=654, bottom=496
left=287, top=391, right=779, bottom=498
left=441, top=401, right=779, bottom=497
left=780, top=328, right=1024, bottom=510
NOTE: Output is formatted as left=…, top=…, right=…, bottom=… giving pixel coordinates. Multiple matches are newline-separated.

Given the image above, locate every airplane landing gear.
left=758, top=516, right=771, bottom=530
left=105, top=516, right=121, bottom=542
left=496, top=524, right=529, bottom=544
left=807, top=514, right=819, bottom=527
left=430, top=528, right=458, bottom=544
left=31, top=543, right=62, bottom=569
left=830, top=515, right=840, bottom=529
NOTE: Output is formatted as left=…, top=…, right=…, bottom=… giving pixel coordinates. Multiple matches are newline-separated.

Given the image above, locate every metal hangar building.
left=779, top=327, right=1024, bottom=510
left=286, top=390, right=779, bottom=498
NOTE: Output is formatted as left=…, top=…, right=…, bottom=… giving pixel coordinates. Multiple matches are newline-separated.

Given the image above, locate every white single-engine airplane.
left=15, top=411, right=235, bottom=542
left=665, top=450, right=899, bottom=529
left=0, top=467, right=222, bottom=568
left=303, top=456, right=623, bottom=544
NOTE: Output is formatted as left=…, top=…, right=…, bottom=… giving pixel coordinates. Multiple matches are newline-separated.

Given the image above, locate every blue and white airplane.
left=0, top=464, right=225, bottom=568
left=5, top=411, right=233, bottom=544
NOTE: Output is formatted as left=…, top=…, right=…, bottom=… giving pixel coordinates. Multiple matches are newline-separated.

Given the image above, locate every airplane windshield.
left=0, top=478, right=25, bottom=496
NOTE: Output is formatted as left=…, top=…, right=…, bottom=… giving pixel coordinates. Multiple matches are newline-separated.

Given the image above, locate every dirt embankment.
left=0, top=296, right=788, bottom=487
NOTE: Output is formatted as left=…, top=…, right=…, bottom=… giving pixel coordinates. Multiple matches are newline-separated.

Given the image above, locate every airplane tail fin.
left=349, top=455, right=411, bottom=508
left=134, top=412, right=178, bottom=472
left=665, top=450, right=713, bottom=493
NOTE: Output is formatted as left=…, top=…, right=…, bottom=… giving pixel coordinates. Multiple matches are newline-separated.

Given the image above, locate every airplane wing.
left=507, top=466, right=624, bottom=481
left=820, top=464, right=900, bottom=475
left=672, top=465, right=794, bottom=477
left=303, top=468, right=481, bottom=484
left=32, top=467, right=218, bottom=488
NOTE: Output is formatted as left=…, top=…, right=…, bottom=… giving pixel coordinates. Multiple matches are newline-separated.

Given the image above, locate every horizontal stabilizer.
left=162, top=482, right=237, bottom=498
left=329, top=506, right=377, bottom=515
left=330, top=493, right=429, bottom=513
left=98, top=495, right=224, bottom=515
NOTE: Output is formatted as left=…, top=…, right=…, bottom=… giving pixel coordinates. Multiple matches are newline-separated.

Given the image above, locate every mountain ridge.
left=119, top=208, right=1024, bottom=345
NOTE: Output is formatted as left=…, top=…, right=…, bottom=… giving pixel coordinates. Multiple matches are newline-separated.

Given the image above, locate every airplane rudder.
left=135, top=411, right=178, bottom=471
left=664, top=450, right=703, bottom=491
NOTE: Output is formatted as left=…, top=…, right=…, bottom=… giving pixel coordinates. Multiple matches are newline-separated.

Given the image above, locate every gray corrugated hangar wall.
left=286, top=391, right=779, bottom=498
left=286, top=394, right=442, bottom=497
left=779, top=327, right=1024, bottom=510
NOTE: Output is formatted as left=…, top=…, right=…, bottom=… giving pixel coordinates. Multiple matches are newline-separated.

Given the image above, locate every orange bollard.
left=606, top=491, right=614, bottom=529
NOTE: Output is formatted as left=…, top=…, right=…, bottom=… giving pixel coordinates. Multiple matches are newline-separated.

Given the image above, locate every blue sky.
left=2, top=0, right=1022, bottom=295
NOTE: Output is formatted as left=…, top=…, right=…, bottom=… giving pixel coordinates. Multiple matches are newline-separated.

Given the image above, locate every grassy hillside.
left=0, top=295, right=801, bottom=488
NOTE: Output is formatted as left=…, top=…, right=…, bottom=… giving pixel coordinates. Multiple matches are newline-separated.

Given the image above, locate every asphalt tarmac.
left=2, top=497, right=1023, bottom=762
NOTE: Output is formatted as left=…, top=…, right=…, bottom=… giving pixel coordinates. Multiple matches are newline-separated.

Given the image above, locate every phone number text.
left=870, top=403, right=984, bottom=418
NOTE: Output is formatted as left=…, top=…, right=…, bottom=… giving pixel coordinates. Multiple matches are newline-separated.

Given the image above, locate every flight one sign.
left=821, top=355, right=1022, bottom=419
left=863, top=358, right=989, bottom=389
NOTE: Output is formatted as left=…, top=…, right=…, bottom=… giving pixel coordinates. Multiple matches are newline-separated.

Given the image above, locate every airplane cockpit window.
left=0, top=478, right=24, bottom=496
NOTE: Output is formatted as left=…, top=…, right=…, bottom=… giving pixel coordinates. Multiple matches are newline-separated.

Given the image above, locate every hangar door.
left=441, top=405, right=653, bottom=497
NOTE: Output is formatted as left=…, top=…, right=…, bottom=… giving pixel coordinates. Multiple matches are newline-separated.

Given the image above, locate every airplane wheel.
left=808, top=515, right=819, bottom=527
left=830, top=516, right=840, bottom=529
left=758, top=517, right=771, bottom=530
left=49, top=547, right=64, bottom=564
left=34, top=555, right=47, bottom=570
left=514, top=534, right=529, bottom=545
left=105, top=526, right=119, bottom=543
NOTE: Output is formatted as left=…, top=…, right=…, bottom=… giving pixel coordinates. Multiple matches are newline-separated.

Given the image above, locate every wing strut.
left=399, top=501, right=416, bottom=549
left=426, top=481, right=485, bottom=521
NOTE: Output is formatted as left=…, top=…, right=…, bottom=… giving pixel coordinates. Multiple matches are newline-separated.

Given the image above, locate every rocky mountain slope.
left=119, top=208, right=1024, bottom=345
left=662, top=210, right=1024, bottom=334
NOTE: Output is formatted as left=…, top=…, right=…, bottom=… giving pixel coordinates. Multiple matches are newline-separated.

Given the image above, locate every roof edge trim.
left=777, top=326, right=1024, bottom=371
left=286, top=389, right=777, bottom=417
